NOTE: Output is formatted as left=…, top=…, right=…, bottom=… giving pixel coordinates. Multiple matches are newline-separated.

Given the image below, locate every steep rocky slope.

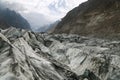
left=53, top=0, right=120, bottom=38
left=0, top=8, right=31, bottom=30
left=0, top=27, right=120, bottom=80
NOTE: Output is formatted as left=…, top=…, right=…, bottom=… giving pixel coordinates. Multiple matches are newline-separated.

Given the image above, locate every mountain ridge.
left=0, top=8, right=31, bottom=30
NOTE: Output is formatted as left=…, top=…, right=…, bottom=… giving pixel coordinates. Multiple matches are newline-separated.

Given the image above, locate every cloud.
left=0, top=0, right=26, bottom=11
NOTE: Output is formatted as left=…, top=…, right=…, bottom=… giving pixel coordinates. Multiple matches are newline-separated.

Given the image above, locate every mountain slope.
left=0, top=27, right=120, bottom=80
left=52, top=0, right=120, bottom=38
left=0, top=8, right=31, bottom=30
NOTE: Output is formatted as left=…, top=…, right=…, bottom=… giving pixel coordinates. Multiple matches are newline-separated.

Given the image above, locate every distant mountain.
left=0, top=8, right=31, bottom=30
left=34, top=25, right=50, bottom=32
left=52, top=0, right=120, bottom=38
left=48, top=0, right=68, bottom=12
left=47, top=20, right=60, bottom=33
left=35, top=21, right=60, bottom=32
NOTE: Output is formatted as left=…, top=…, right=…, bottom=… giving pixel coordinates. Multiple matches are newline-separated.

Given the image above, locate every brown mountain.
left=52, top=0, right=120, bottom=39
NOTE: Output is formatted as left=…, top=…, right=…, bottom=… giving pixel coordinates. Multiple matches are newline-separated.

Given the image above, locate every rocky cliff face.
left=0, top=8, right=31, bottom=30
left=52, top=0, right=120, bottom=38
left=0, top=27, right=120, bottom=80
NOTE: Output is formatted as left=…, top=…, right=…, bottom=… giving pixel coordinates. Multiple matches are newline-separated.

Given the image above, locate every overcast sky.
left=1, top=0, right=87, bottom=30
